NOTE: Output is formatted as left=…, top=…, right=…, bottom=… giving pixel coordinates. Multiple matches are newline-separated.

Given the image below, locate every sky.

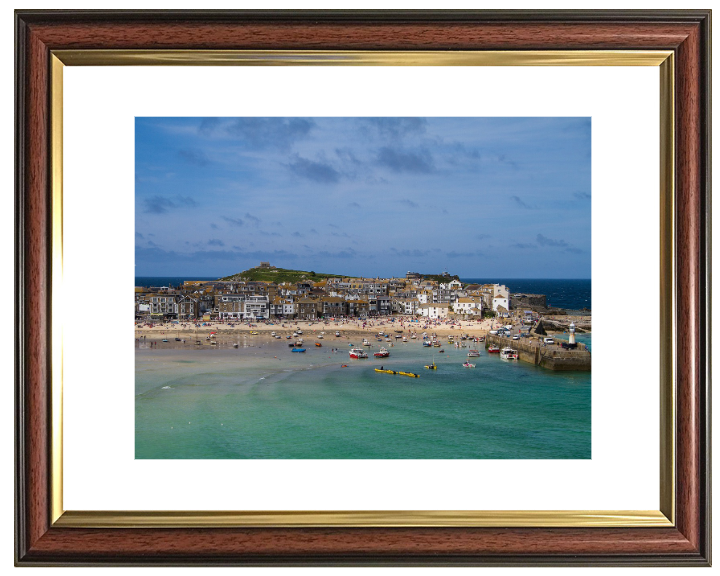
left=135, top=117, right=591, bottom=279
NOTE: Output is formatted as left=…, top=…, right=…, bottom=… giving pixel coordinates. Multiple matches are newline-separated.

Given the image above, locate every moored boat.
left=462, top=361, right=475, bottom=368
left=468, top=349, right=481, bottom=357
left=500, top=347, right=519, bottom=360
left=292, top=348, right=306, bottom=353
left=488, top=345, right=500, bottom=353
left=373, top=347, right=390, bottom=358
left=349, top=348, right=368, bottom=359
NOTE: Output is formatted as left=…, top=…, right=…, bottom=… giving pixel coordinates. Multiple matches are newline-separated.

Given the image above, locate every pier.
left=485, top=334, right=591, bottom=371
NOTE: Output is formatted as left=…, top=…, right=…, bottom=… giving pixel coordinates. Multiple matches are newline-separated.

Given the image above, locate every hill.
left=219, top=267, right=346, bottom=284
left=421, top=273, right=461, bottom=283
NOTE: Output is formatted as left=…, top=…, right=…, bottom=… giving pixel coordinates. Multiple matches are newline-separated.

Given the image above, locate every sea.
left=136, top=277, right=591, bottom=312
left=136, top=336, right=591, bottom=460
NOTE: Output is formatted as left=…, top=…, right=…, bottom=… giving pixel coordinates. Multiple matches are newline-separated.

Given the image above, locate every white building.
left=492, top=294, right=510, bottom=312
left=243, top=295, right=269, bottom=320
left=453, top=297, right=483, bottom=316
left=417, top=303, right=450, bottom=319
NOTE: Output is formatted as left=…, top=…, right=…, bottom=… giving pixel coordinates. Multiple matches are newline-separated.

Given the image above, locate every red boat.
left=488, top=345, right=500, bottom=353
left=373, top=347, right=390, bottom=358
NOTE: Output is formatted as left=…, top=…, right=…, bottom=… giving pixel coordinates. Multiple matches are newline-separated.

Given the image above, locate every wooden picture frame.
left=15, top=10, right=710, bottom=566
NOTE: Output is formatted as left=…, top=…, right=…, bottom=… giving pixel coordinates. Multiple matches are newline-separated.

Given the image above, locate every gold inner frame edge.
left=49, top=49, right=676, bottom=528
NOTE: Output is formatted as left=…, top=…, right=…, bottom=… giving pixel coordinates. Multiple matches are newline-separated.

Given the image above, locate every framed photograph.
left=15, top=10, right=710, bottom=566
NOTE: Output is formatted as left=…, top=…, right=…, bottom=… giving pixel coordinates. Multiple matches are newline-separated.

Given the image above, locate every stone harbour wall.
left=486, top=334, right=591, bottom=372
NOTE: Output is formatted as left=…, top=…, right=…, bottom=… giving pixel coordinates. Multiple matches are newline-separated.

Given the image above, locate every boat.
left=462, top=361, right=475, bottom=368
left=250, top=331, right=259, bottom=335
left=411, top=334, right=417, bottom=339
left=374, top=369, right=419, bottom=378
left=423, top=341, right=432, bottom=347
left=335, top=331, right=341, bottom=337
left=500, top=347, right=519, bottom=360
left=424, top=363, right=437, bottom=370
left=195, top=340, right=201, bottom=345
left=292, top=348, right=306, bottom=353
left=373, top=347, right=390, bottom=358
left=468, top=349, right=481, bottom=357
left=349, top=348, right=368, bottom=359
left=433, top=341, right=441, bottom=347
left=210, top=341, right=217, bottom=346
left=362, top=339, right=371, bottom=346
left=477, top=336, right=485, bottom=342
left=271, top=331, right=276, bottom=337
left=402, top=336, right=408, bottom=342
left=288, top=342, right=296, bottom=347
left=315, top=342, right=322, bottom=347
left=162, top=338, right=168, bottom=342
left=318, top=334, right=323, bottom=339
left=233, top=343, right=239, bottom=348
left=297, top=330, right=303, bottom=334
left=488, top=345, right=500, bottom=353
left=438, top=349, right=445, bottom=353
left=286, top=335, right=292, bottom=339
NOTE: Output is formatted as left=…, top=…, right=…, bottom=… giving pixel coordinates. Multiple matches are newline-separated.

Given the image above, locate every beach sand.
left=135, top=316, right=500, bottom=344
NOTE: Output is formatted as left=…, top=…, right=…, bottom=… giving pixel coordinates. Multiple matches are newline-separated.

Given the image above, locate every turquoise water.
left=136, top=340, right=590, bottom=459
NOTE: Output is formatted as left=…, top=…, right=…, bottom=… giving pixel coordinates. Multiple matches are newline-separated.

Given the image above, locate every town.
left=134, top=262, right=558, bottom=324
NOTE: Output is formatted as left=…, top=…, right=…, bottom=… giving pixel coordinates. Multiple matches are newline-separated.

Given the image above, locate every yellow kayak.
left=374, top=369, right=418, bottom=378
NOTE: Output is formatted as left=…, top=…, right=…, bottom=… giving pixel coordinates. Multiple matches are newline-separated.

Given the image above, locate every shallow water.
left=136, top=339, right=590, bottom=459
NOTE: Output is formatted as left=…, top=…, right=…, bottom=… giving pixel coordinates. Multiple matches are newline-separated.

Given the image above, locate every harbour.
left=136, top=335, right=591, bottom=459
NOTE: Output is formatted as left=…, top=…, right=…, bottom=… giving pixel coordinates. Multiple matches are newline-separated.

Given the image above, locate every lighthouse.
left=568, top=322, right=576, bottom=345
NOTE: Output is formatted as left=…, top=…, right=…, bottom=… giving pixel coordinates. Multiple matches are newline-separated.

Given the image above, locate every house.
left=217, top=294, right=244, bottom=320
left=297, top=297, right=320, bottom=320
left=178, top=295, right=200, bottom=319
left=417, top=303, right=450, bottom=319
left=453, top=297, right=482, bottom=317
left=321, top=296, right=348, bottom=318
left=243, top=295, right=269, bottom=320
left=149, top=293, right=178, bottom=318
left=492, top=294, right=510, bottom=312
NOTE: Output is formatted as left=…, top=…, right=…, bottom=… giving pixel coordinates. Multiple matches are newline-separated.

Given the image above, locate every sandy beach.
left=134, top=316, right=500, bottom=343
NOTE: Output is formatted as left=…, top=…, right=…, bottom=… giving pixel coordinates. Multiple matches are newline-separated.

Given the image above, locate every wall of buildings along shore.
left=485, top=335, right=591, bottom=372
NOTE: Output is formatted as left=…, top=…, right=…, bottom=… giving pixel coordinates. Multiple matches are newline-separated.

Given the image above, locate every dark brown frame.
left=15, top=10, right=711, bottom=566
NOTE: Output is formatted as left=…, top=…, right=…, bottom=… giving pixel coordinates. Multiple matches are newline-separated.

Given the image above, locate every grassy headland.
left=219, top=267, right=346, bottom=283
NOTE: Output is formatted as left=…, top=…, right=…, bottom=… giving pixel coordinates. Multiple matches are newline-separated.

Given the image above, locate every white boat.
left=362, top=338, right=371, bottom=346
left=411, top=334, right=417, bottom=339
left=271, top=331, right=276, bottom=337
left=335, top=331, right=341, bottom=337
left=467, top=349, right=481, bottom=357
left=297, top=330, right=303, bottom=334
left=349, top=348, right=368, bottom=359
left=462, top=361, right=475, bottom=368
left=500, top=347, right=519, bottom=360
left=402, top=336, right=408, bottom=342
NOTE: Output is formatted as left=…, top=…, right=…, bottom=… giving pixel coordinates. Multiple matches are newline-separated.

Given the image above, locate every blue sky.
left=135, top=117, right=591, bottom=278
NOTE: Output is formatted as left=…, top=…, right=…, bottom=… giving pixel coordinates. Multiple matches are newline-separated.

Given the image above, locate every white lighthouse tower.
left=568, top=322, right=576, bottom=345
